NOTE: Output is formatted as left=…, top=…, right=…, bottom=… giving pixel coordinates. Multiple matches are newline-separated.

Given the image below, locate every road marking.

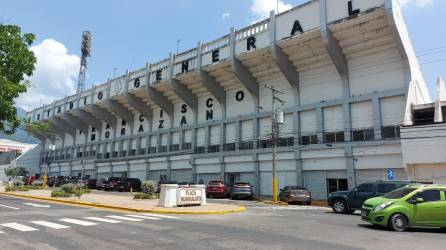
left=143, top=213, right=179, bottom=219
left=105, top=215, right=143, bottom=222
left=59, top=218, right=97, bottom=226
left=30, top=221, right=70, bottom=229
left=125, top=214, right=161, bottom=220
left=1, top=223, right=39, bottom=232
left=0, top=231, right=4, bottom=234
left=23, top=203, right=51, bottom=208
left=84, top=217, right=122, bottom=224
left=0, top=204, right=20, bottom=210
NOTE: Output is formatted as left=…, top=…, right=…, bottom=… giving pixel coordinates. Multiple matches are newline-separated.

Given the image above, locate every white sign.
left=177, top=188, right=203, bottom=206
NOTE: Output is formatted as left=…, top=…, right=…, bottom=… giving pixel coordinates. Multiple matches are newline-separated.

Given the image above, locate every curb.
left=0, top=192, right=246, bottom=215
left=254, top=198, right=287, bottom=206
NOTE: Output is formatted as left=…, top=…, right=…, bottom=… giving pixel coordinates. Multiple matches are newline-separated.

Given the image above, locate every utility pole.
left=265, top=84, right=285, bottom=203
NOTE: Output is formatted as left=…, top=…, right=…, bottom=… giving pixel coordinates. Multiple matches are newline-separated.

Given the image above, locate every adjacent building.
left=26, top=0, right=431, bottom=199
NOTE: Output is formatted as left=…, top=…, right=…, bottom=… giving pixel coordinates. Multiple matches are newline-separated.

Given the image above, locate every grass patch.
left=5, top=185, right=30, bottom=192
left=133, top=193, right=156, bottom=200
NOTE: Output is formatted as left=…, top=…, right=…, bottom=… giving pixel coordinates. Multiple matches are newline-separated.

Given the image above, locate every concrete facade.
left=26, top=0, right=429, bottom=199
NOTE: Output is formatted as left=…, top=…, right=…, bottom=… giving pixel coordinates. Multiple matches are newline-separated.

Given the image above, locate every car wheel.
left=331, top=199, right=347, bottom=214
left=390, top=214, right=408, bottom=232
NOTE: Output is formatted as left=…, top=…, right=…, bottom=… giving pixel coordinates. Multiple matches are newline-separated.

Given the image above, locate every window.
left=411, top=189, right=441, bottom=202
left=120, top=151, right=127, bottom=157
left=327, top=178, right=348, bottom=194
left=195, top=146, right=205, bottom=154
left=239, top=141, right=253, bottom=150
left=149, top=147, right=157, bottom=154
left=352, top=128, right=374, bottom=141
left=170, top=144, right=179, bottom=152
left=381, top=126, right=400, bottom=139
left=208, top=145, right=220, bottom=153
left=258, top=139, right=272, bottom=149
left=277, top=137, right=294, bottom=147
left=112, top=151, right=118, bottom=158
left=324, top=132, right=345, bottom=143
left=159, top=145, right=167, bottom=153
left=223, top=143, right=236, bottom=152
left=138, top=148, right=145, bottom=155
left=182, top=142, right=191, bottom=150
left=356, top=183, right=374, bottom=193
left=377, top=183, right=397, bottom=194
left=301, top=134, right=318, bottom=145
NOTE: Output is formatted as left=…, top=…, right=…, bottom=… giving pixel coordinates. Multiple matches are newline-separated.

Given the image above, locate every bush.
left=32, top=180, right=42, bottom=188
left=141, top=181, right=156, bottom=195
left=5, top=185, right=30, bottom=192
left=73, top=187, right=91, bottom=197
left=61, top=183, right=75, bottom=194
left=133, top=193, right=153, bottom=199
left=51, top=188, right=71, bottom=198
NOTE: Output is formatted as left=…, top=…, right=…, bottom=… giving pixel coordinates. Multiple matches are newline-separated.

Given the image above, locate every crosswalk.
left=0, top=213, right=180, bottom=234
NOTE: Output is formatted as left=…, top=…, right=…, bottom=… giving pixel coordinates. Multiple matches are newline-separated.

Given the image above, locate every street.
left=0, top=195, right=445, bottom=250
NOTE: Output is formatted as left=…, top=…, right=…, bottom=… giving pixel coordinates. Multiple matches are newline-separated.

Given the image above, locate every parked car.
left=230, top=182, right=254, bottom=200
left=85, top=179, right=97, bottom=189
left=115, top=178, right=142, bottom=192
left=23, top=176, right=36, bottom=185
left=96, top=178, right=110, bottom=190
left=206, top=181, right=227, bottom=198
left=361, top=184, right=446, bottom=231
left=279, top=186, right=311, bottom=205
left=328, top=180, right=415, bottom=214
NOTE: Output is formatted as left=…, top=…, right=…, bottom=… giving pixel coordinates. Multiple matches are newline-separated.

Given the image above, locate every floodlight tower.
left=76, top=31, right=92, bottom=94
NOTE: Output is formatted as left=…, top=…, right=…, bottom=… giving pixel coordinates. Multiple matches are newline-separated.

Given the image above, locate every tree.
left=4, top=166, right=29, bottom=180
left=24, top=119, right=51, bottom=139
left=0, top=24, right=37, bottom=134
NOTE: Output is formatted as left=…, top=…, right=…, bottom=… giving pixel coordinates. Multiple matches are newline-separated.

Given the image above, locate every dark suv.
left=327, top=181, right=415, bottom=214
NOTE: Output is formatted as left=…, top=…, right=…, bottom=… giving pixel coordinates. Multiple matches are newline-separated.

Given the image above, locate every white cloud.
left=15, top=39, right=80, bottom=111
left=399, top=0, right=434, bottom=7
left=222, top=12, right=230, bottom=20
left=250, top=0, right=292, bottom=20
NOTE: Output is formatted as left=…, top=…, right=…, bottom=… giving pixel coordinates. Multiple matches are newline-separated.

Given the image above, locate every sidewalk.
left=0, top=187, right=245, bottom=214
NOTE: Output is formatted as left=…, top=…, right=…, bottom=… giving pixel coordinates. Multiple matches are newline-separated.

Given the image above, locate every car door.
left=350, top=183, right=375, bottom=209
left=410, top=189, right=444, bottom=226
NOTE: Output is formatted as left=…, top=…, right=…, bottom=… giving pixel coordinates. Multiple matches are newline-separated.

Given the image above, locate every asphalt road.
left=0, top=195, right=445, bottom=250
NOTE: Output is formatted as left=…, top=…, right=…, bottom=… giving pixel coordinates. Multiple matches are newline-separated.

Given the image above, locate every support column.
left=372, top=96, right=382, bottom=140
left=345, top=145, right=356, bottom=189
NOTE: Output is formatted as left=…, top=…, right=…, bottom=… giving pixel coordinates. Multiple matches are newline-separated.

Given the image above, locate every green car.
left=361, top=184, right=446, bottom=231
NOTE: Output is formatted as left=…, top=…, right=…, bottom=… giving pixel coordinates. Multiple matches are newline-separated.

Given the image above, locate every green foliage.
left=5, top=185, right=30, bottom=192
left=0, top=24, right=36, bottom=134
left=133, top=193, right=154, bottom=200
left=4, top=166, right=28, bottom=179
left=32, top=180, right=42, bottom=187
left=141, top=180, right=156, bottom=196
left=24, top=120, right=51, bottom=139
left=51, top=188, right=71, bottom=197
left=60, top=183, right=75, bottom=194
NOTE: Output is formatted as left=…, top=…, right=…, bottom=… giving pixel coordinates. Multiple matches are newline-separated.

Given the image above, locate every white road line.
left=1, top=223, right=39, bottom=232
left=23, top=203, right=51, bottom=208
left=58, top=218, right=97, bottom=226
left=84, top=217, right=122, bottom=224
left=105, top=215, right=143, bottom=222
left=143, top=213, right=179, bottom=219
left=0, top=204, right=20, bottom=210
left=125, top=214, right=161, bottom=220
left=0, top=231, right=4, bottom=234
left=30, top=221, right=70, bottom=229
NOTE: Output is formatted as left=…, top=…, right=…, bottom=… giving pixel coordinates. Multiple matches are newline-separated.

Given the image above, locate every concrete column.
left=316, top=107, right=324, bottom=143
left=344, top=145, right=356, bottom=189
left=372, top=96, right=382, bottom=140
left=253, top=153, right=260, bottom=196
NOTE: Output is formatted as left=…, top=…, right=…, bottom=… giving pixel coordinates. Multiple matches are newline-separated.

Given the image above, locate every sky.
left=1, top=0, right=444, bottom=111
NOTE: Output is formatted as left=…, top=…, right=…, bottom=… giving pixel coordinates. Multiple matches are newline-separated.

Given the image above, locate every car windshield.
left=382, top=186, right=418, bottom=199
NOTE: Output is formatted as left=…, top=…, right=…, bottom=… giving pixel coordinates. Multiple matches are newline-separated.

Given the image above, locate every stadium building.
left=26, top=0, right=431, bottom=199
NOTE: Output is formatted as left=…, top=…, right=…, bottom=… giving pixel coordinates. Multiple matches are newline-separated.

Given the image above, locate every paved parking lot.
left=1, top=195, right=445, bottom=249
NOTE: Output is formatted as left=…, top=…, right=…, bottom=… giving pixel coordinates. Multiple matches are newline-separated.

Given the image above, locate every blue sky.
left=2, top=0, right=444, bottom=110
